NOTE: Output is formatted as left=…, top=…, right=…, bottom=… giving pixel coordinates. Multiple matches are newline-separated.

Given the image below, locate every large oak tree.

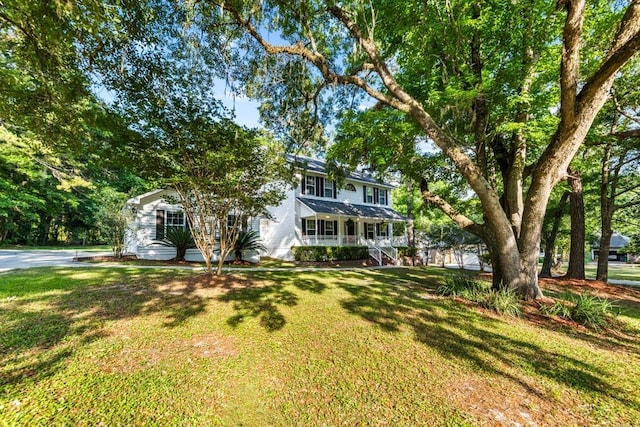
left=187, top=0, right=640, bottom=298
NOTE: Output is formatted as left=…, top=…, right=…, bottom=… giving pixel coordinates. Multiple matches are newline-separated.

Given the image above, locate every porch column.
left=315, top=213, right=318, bottom=246
left=338, top=215, right=342, bottom=246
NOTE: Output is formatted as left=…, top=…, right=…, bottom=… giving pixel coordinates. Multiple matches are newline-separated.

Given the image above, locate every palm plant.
left=234, top=229, right=266, bottom=262
left=156, top=227, right=196, bottom=261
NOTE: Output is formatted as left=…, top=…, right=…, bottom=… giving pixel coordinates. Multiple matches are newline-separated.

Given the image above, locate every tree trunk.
left=597, top=143, right=613, bottom=282
left=235, top=249, right=242, bottom=262
left=596, top=228, right=612, bottom=282
left=566, top=168, right=585, bottom=279
left=540, top=191, right=570, bottom=278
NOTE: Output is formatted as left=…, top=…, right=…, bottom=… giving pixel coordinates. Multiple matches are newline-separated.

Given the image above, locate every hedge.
left=291, top=246, right=370, bottom=262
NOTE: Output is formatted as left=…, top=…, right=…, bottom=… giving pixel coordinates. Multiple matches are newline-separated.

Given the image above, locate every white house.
left=124, top=155, right=407, bottom=263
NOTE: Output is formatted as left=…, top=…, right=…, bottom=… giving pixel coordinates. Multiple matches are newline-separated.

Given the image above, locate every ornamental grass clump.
left=539, top=291, right=615, bottom=330
left=478, top=288, right=521, bottom=317
left=436, top=274, right=486, bottom=298
left=438, top=274, right=521, bottom=317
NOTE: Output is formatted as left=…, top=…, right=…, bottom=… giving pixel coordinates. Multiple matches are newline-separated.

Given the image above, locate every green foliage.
left=156, top=227, right=196, bottom=261
left=478, top=289, right=522, bottom=317
left=540, top=292, right=615, bottom=330
left=437, top=274, right=520, bottom=317
left=436, top=274, right=487, bottom=298
left=234, top=229, right=266, bottom=261
left=291, top=246, right=369, bottom=262
left=396, top=246, right=419, bottom=257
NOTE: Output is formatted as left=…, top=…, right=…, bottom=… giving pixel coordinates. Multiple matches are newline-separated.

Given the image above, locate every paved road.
left=0, top=250, right=112, bottom=272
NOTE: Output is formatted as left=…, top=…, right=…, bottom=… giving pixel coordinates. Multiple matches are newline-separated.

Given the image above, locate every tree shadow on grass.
left=218, top=284, right=298, bottom=331
left=0, top=267, right=213, bottom=390
left=335, top=268, right=639, bottom=410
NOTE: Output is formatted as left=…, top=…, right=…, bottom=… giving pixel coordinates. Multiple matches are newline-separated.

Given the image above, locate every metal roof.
left=287, top=154, right=395, bottom=188
left=297, top=197, right=406, bottom=222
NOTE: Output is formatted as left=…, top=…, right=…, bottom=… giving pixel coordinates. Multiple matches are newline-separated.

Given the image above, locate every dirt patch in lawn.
left=97, top=332, right=239, bottom=374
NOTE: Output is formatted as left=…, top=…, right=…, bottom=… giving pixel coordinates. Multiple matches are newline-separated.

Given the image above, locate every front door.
left=344, top=220, right=356, bottom=244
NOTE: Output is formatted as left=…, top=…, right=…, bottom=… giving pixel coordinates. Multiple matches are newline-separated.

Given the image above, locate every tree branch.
left=419, top=178, right=484, bottom=238
left=559, top=0, right=585, bottom=124
left=577, top=0, right=640, bottom=109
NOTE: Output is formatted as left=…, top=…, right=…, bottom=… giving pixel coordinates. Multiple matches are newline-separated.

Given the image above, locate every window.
left=366, top=186, right=374, bottom=203
left=305, top=175, right=316, bottom=196
left=366, top=223, right=375, bottom=239
left=345, top=183, right=356, bottom=191
left=227, top=214, right=236, bottom=229
left=156, top=210, right=184, bottom=240
left=378, top=223, right=388, bottom=237
left=324, top=179, right=334, bottom=198
left=379, top=190, right=387, bottom=205
left=306, top=219, right=316, bottom=235
left=325, top=221, right=334, bottom=236
left=166, top=211, right=185, bottom=228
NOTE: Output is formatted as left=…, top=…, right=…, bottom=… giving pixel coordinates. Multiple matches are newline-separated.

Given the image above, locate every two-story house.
left=124, top=155, right=407, bottom=263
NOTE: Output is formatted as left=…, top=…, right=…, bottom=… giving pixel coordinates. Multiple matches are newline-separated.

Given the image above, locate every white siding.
left=260, top=189, right=300, bottom=260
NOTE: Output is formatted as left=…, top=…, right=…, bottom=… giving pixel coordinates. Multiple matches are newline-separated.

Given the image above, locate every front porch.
left=300, top=235, right=408, bottom=247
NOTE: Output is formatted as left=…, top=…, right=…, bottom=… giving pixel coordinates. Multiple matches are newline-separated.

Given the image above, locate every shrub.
left=539, top=291, right=615, bottom=330
left=234, top=229, right=266, bottom=261
left=155, top=227, right=196, bottom=261
left=291, top=246, right=369, bottom=262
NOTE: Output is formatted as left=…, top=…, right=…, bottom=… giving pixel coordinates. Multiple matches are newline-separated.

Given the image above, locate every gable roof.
left=287, top=154, right=395, bottom=188
left=297, top=197, right=406, bottom=222
left=592, top=232, right=631, bottom=249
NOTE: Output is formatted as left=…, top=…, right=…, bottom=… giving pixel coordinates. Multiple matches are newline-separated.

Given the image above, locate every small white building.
left=124, top=155, right=407, bottom=263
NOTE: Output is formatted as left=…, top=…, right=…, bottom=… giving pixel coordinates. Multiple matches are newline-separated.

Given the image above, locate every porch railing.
left=300, top=235, right=408, bottom=247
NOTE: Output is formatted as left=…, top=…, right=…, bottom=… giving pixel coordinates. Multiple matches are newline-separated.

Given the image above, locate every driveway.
left=0, top=250, right=112, bottom=272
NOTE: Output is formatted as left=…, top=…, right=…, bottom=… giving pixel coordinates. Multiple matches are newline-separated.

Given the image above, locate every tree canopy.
left=181, top=0, right=640, bottom=298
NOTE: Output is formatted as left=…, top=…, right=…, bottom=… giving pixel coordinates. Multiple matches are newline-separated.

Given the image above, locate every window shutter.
left=363, top=222, right=367, bottom=236
left=316, top=176, right=322, bottom=197
left=376, top=223, right=380, bottom=236
left=319, top=220, right=325, bottom=236
left=301, top=175, right=306, bottom=194
left=333, top=181, right=337, bottom=199
left=385, top=189, right=389, bottom=205
left=155, top=210, right=165, bottom=240
left=374, top=188, right=379, bottom=204
left=333, top=220, right=338, bottom=234
left=363, top=185, right=367, bottom=203
left=302, top=219, right=307, bottom=235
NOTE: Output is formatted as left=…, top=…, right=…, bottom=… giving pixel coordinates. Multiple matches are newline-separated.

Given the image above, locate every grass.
left=1, top=267, right=639, bottom=425
left=553, top=262, right=640, bottom=282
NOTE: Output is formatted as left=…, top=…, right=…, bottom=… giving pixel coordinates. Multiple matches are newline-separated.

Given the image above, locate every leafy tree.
left=186, top=0, right=640, bottom=298
left=168, top=121, right=286, bottom=274
left=95, top=188, right=135, bottom=257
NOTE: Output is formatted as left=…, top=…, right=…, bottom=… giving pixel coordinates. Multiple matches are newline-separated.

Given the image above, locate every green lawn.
left=554, top=262, right=640, bottom=282
left=1, top=267, right=639, bottom=426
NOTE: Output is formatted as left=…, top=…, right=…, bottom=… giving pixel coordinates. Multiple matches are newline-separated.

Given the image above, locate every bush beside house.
left=292, top=246, right=369, bottom=262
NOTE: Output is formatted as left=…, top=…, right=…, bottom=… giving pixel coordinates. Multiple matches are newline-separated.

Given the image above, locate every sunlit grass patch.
left=1, top=266, right=639, bottom=425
